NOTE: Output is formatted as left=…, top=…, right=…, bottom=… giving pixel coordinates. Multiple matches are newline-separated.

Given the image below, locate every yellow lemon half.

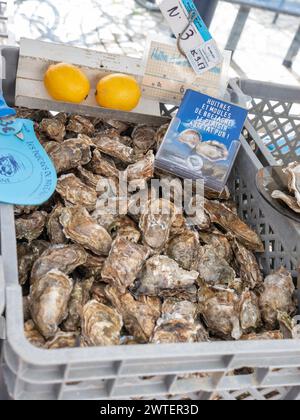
left=44, top=63, right=90, bottom=104
left=96, top=74, right=141, bottom=112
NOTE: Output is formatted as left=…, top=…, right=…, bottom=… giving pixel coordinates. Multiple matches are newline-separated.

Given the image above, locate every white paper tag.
left=159, top=0, right=223, bottom=75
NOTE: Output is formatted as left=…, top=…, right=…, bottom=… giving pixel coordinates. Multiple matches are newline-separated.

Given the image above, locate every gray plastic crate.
left=1, top=133, right=300, bottom=401
left=233, top=79, right=300, bottom=166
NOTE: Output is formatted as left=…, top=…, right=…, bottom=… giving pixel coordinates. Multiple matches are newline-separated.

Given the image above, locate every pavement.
left=11, top=0, right=300, bottom=86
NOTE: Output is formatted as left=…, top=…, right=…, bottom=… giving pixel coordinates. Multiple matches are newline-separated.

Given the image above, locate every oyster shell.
left=109, top=216, right=141, bottom=243
left=66, top=115, right=95, bottom=136
left=23, top=296, right=31, bottom=322
left=30, top=270, right=73, bottom=339
left=91, top=281, right=110, bottom=304
left=154, top=123, right=169, bottom=151
left=106, top=120, right=129, bottom=134
left=166, top=230, right=200, bottom=271
left=88, top=150, right=119, bottom=179
left=241, top=331, right=283, bottom=340
left=232, top=240, right=263, bottom=290
left=39, top=118, right=66, bottom=142
left=31, top=244, right=87, bottom=285
left=46, top=331, right=79, bottom=349
left=132, top=125, right=156, bottom=152
left=125, top=151, right=154, bottom=182
left=105, top=287, right=161, bottom=343
left=139, top=199, right=176, bottom=251
left=151, top=298, right=209, bottom=344
left=24, top=320, right=46, bottom=348
left=198, top=285, right=242, bottom=340
left=18, top=241, right=49, bottom=286
left=14, top=205, right=38, bottom=216
left=102, top=237, right=150, bottom=293
left=93, top=133, right=135, bottom=163
left=259, top=267, right=297, bottom=329
left=204, top=200, right=264, bottom=252
left=283, top=162, right=300, bottom=206
left=198, top=231, right=233, bottom=261
left=63, top=276, right=94, bottom=332
left=81, top=300, right=123, bottom=346
left=60, top=206, right=112, bottom=256
left=47, top=204, right=68, bottom=244
left=77, top=166, right=104, bottom=191
left=239, top=290, right=261, bottom=332
left=15, top=211, right=48, bottom=242
left=187, top=195, right=211, bottom=230
left=56, top=174, right=97, bottom=211
left=45, top=135, right=92, bottom=174
left=137, top=255, right=199, bottom=296
left=79, top=253, right=106, bottom=280
left=197, top=245, right=236, bottom=286
left=271, top=190, right=300, bottom=214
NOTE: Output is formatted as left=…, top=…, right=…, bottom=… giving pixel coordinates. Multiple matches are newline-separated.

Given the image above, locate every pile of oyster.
left=271, top=162, right=300, bottom=214
left=16, top=109, right=299, bottom=349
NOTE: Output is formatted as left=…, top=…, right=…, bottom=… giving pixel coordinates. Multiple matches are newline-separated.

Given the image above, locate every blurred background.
left=0, top=0, right=299, bottom=86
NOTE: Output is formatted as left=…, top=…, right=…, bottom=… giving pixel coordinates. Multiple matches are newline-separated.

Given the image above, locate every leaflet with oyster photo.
left=155, top=89, right=248, bottom=193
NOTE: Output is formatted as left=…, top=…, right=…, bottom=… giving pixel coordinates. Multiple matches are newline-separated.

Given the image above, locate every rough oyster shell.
left=45, top=135, right=92, bottom=174
left=47, top=204, right=68, bottom=244
left=81, top=300, right=123, bottom=346
left=23, top=296, right=32, bottom=322
left=24, top=320, right=46, bottom=348
left=15, top=211, right=48, bottom=242
left=56, top=174, right=97, bottom=211
left=109, top=216, right=141, bottom=243
left=197, top=245, right=236, bottom=286
left=77, top=166, right=104, bottom=191
left=186, top=195, right=211, bottom=230
left=14, top=205, right=38, bottom=216
left=198, top=231, right=233, bottom=261
left=66, top=115, right=95, bottom=136
left=154, top=123, right=169, bottom=151
left=30, top=270, right=73, bottom=339
left=125, top=150, right=154, bottom=182
left=259, top=267, right=297, bottom=329
left=233, top=240, right=263, bottom=290
left=204, top=200, right=264, bottom=252
left=138, top=255, right=199, bottom=296
left=46, top=331, right=79, bottom=349
left=39, top=118, right=66, bottom=142
left=79, top=253, right=106, bottom=281
left=18, top=240, right=49, bottom=286
left=93, top=133, right=135, bottom=163
left=132, top=125, right=156, bottom=152
left=271, top=190, right=300, bottom=214
left=60, top=206, right=112, bottom=256
left=151, top=298, right=209, bottom=344
left=102, top=237, right=150, bottom=293
left=139, top=199, right=176, bottom=251
left=239, top=290, right=261, bottom=332
left=198, top=285, right=242, bottom=340
left=283, top=162, right=300, bottom=206
left=105, top=287, right=161, bottom=343
left=63, top=276, right=94, bottom=333
left=88, top=150, right=119, bottom=179
left=106, top=120, right=129, bottom=134
left=91, top=281, right=110, bottom=305
left=166, top=230, right=200, bottom=271
left=241, top=331, right=283, bottom=340
left=31, top=244, right=87, bottom=285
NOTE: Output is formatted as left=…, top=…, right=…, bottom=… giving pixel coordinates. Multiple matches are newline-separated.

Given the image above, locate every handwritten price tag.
left=159, top=0, right=223, bottom=75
